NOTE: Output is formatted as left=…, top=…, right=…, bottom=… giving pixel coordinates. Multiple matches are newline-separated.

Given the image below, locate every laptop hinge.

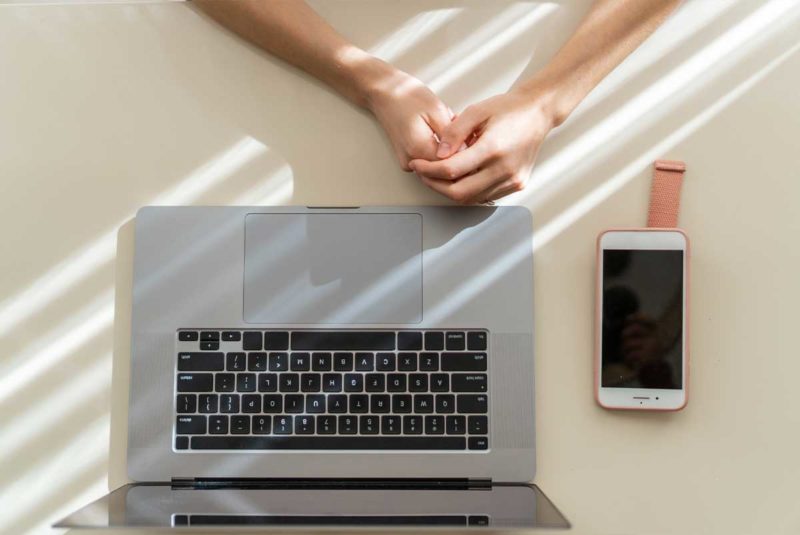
left=171, top=478, right=492, bottom=491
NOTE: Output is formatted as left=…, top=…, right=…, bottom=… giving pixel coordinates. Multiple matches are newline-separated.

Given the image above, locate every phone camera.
left=656, top=397, right=659, bottom=400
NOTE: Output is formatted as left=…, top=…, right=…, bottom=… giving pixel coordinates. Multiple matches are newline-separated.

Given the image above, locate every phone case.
left=594, top=228, right=690, bottom=411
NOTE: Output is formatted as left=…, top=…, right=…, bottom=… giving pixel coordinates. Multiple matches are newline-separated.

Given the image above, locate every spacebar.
left=191, top=436, right=466, bottom=450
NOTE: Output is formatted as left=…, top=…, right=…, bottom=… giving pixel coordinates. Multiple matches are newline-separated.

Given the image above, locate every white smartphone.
left=595, top=229, right=689, bottom=411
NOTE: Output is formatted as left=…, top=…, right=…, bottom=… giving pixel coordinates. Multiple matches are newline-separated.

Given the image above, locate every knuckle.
left=510, top=175, right=526, bottom=192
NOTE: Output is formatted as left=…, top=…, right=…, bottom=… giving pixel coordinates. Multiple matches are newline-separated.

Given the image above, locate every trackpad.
left=244, top=213, right=422, bottom=324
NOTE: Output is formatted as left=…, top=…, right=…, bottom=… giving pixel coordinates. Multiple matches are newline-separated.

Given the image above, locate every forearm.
left=192, top=0, right=390, bottom=108
left=521, top=0, right=682, bottom=126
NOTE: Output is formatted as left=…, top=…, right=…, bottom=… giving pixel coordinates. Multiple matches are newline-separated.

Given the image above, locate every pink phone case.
left=594, top=228, right=690, bottom=411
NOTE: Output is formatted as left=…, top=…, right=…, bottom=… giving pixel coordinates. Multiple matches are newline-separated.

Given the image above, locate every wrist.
left=334, top=47, right=399, bottom=111
left=515, top=75, right=573, bottom=128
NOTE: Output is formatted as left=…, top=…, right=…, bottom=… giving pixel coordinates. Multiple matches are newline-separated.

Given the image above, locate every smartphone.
left=595, top=229, right=689, bottom=411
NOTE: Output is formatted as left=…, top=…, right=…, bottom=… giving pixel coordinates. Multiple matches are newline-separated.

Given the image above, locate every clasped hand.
left=368, top=68, right=556, bottom=204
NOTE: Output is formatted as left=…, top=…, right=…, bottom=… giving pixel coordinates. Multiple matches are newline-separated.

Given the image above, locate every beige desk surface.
left=2, top=1, right=800, bottom=534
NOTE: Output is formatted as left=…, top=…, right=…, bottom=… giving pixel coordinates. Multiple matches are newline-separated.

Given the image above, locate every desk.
left=1, top=1, right=799, bottom=534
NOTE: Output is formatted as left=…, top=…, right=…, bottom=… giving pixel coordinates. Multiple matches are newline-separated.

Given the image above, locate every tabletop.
left=1, top=1, right=799, bottom=534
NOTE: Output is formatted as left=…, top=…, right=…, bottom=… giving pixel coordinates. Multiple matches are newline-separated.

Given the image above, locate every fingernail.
left=436, top=142, right=451, bottom=158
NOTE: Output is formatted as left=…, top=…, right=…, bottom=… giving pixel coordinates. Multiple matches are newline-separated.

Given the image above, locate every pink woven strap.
left=647, top=160, right=686, bottom=228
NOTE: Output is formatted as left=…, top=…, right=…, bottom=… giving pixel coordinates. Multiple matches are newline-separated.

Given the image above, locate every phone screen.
left=601, top=249, right=684, bottom=389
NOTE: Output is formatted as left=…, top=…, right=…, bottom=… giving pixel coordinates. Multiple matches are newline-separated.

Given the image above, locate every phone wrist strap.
left=647, top=160, right=686, bottom=228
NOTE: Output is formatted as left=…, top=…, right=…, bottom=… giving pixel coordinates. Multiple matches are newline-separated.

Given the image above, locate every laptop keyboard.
left=174, top=330, right=489, bottom=451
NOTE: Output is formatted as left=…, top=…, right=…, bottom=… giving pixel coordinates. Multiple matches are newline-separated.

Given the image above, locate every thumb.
left=437, top=105, right=485, bottom=159
left=425, top=104, right=455, bottom=141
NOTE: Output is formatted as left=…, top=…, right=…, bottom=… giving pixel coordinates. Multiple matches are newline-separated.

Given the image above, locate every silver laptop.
left=56, top=206, right=569, bottom=530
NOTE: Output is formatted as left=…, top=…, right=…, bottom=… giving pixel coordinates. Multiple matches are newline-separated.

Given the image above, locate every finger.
left=436, top=105, right=487, bottom=159
left=419, top=168, right=501, bottom=205
left=409, top=138, right=494, bottom=181
left=479, top=175, right=526, bottom=202
left=424, top=103, right=455, bottom=138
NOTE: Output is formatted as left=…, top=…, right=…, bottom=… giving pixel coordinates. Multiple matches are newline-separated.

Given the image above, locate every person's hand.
left=409, top=87, right=556, bottom=204
left=365, top=66, right=453, bottom=171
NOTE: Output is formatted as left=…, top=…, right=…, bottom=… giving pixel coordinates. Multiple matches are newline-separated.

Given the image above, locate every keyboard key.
left=328, top=395, right=347, bottom=413
left=317, top=415, right=336, bottom=434
left=409, top=374, right=428, bottom=392
left=403, top=415, right=423, bottom=434
left=198, top=394, right=217, bottom=413
left=392, top=394, right=412, bottom=413
left=355, top=353, right=374, bottom=371
left=306, top=394, right=326, bottom=413
left=264, top=331, right=289, bottom=350
left=398, top=331, right=423, bottom=350
left=252, top=416, right=271, bottom=434
left=398, top=353, right=417, bottom=371
left=285, top=394, right=304, bottom=413
left=222, top=331, right=241, bottom=342
left=242, top=394, right=261, bottom=413
left=469, top=436, right=489, bottom=450
left=425, top=332, right=444, bottom=350
left=295, top=415, right=315, bottom=434
left=231, top=415, right=250, bottom=434
left=430, top=374, right=449, bottom=392
left=273, top=415, right=293, bottom=434
left=414, top=395, right=434, bottom=413
left=243, top=331, right=262, bottom=350
left=209, top=415, right=228, bottom=434
left=446, top=415, right=466, bottom=435
left=382, top=415, right=401, bottom=434
left=425, top=415, right=445, bottom=435
left=468, top=416, right=488, bottom=435
left=376, top=353, right=395, bottom=371
left=178, top=331, right=198, bottom=342
left=177, top=394, right=196, bottom=413
left=458, top=394, right=488, bottom=414
left=349, top=394, right=368, bottom=413
left=279, top=373, right=299, bottom=392
left=175, top=436, right=189, bottom=449
left=312, top=352, right=332, bottom=371
left=226, top=352, right=246, bottom=371
left=387, top=374, right=407, bottom=392
left=269, top=352, right=288, bottom=372
left=237, top=373, right=255, bottom=392
left=301, top=373, right=321, bottom=392
left=436, top=394, right=455, bottom=414
left=177, top=373, right=213, bottom=392
left=452, top=374, right=488, bottom=392
left=344, top=374, right=363, bottom=392
left=292, top=331, right=395, bottom=351
left=215, top=373, right=235, bottom=392
left=322, top=373, right=342, bottom=392
left=365, top=374, right=385, bottom=392
left=248, top=352, right=267, bottom=371
left=290, top=352, right=310, bottom=371
left=334, top=352, right=353, bottom=371
left=338, top=416, right=358, bottom=434
left=467, top=331, right=487, bottom=350
left=371, top=395, right=390, bottom=413
left=192, top=436, right=468, bottom=450
left=360, top=415, right=379, bottom=434
left=258, top=373, right=278, bottom=392
left=446, top=332, right=466, bottom=350
left=176, top=415, right=206, bottom=435
left=441, top=353, right=487, bottom=371
left=419, top=353, right=439, bottom=371
left=200, top=331, right=219, bottom=342
left=200, top=341, right=219, bottom=351
left=220, top=394, right=239, bottom=413
left=263, top=395, right=282, bottom=413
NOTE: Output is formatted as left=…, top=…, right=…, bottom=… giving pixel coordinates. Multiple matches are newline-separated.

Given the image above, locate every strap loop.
left=647, top=160, right=686, bottom=228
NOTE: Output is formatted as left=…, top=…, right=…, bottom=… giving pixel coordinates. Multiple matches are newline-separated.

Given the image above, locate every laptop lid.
left=55, top=482, right=570, bottom=530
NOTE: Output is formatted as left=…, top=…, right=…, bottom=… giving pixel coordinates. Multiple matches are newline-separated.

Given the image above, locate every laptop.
left=56, top=206, right=569, bottom=530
